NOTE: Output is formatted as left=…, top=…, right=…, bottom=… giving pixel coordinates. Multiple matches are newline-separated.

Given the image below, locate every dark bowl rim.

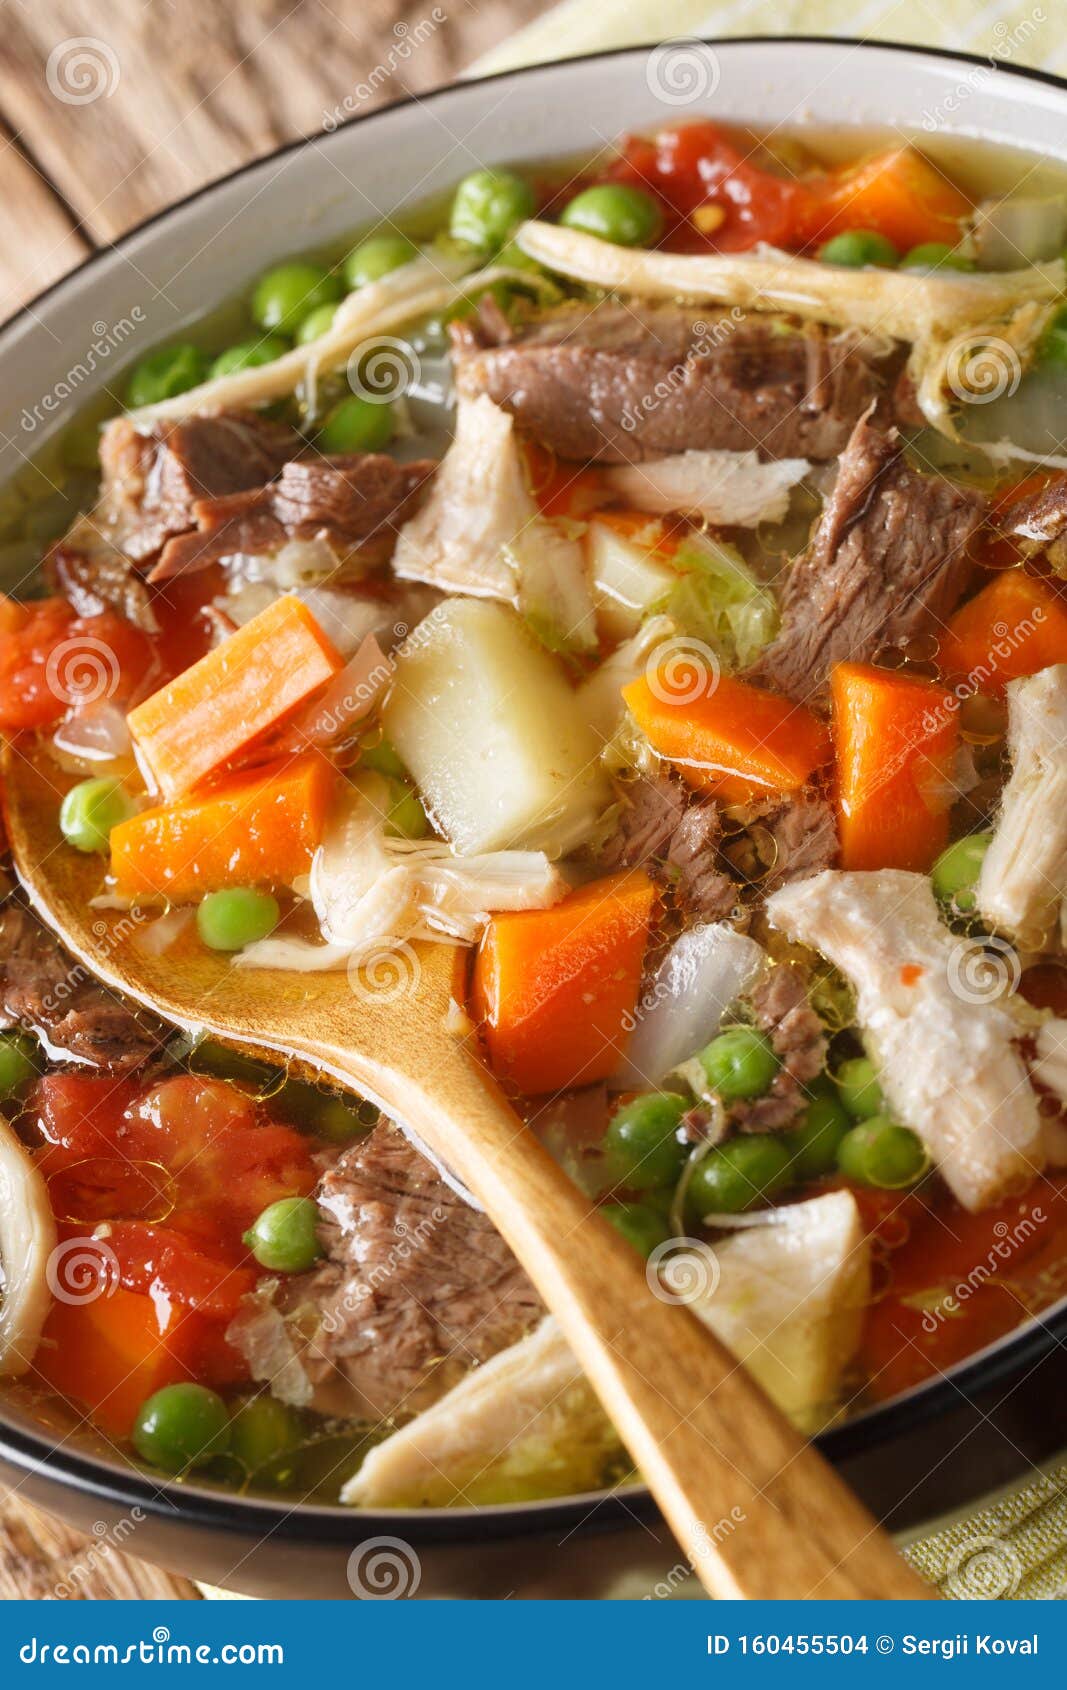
left=2, top=31, right=1067, bottom=1548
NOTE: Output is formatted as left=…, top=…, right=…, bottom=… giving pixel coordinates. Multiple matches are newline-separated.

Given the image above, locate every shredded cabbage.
left=667, top=535, right=779, bottom=670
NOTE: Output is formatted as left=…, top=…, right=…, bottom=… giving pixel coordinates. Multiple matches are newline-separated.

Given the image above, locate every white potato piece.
left=604, top=450, right=808, bottom=528
left=575, top=614, right=677, bottom=743
left=976, top=664, right=1067, bottom=949
left=585, top=519, right=676, bottom=641
left=382, top=598, right=611, bottom=855
left=342, top=1316, right=619, bottom=1507
left=0, top=1117, right=58, bottom=1378
left=767, top=869, right=1044, bottom=1211
left=694, top=1190, right=870, bottom=1429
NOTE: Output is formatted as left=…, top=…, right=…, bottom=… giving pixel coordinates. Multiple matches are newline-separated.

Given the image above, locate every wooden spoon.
left=3, top=745, right=933, bottom=1600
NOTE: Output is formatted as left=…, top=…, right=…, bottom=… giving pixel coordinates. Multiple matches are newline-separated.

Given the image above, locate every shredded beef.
left=730, top=964, right=827, bottom=1135
left=266, top=1126, right=543, bottom=1420
left=726, top=793, right=838, bottom=894
left=748, top=412, right=984, bottom=701
left=598, top=774, right=741, bottom=922
left=45, top=411, right=301, bottom=631
left=451, top=298, right=890, bottom=464
left=1001, top=472, right=1067, bottom=572
left=149, top=453, right=436, bottom=581
left=0, top=901, right=163, bottom=1072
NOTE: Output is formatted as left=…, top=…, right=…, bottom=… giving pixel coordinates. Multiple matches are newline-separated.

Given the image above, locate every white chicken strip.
left=342, top=1316, right=618, bottom=1507
left=393, top=392, right=595, bottom=651
left=604, top=449, right=808, bottom=528
left=693, top=1191, right=870, bottom=1432
left=976, top=664, right=1067, bottom=949
left=0, top=1118, right=57, bottom=1378
left=1028, top=1017, right=1067, bottom=1168
left=767, top=869, right=1044, bottom=1211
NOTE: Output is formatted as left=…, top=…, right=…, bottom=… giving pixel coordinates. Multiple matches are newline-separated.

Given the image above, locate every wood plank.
left=0, top=124, right=88, bottom=316
left=0, top=0, right=547, bottom=244
left=0, top=1489, right=200, bottom=1600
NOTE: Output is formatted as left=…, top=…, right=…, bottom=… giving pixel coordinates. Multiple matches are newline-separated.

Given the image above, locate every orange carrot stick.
left=797, top=146, right=972, bottom=251
left=832, top=661, right=959, bottom=873
left=127, top=594, right=343, bottom=800
left=937, top=570, right=1067, bottom=697
left=110, top=753, right=337, bottom=901
left=623, top=668, right=831, bottom=801
left=471, top=870, right=656, bottom=1095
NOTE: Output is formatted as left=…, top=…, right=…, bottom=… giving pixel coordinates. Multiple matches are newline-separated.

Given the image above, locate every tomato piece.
left=47, top=1156, right=176, bottom=1226
left=611, top=122, right=818, bottom=253
left=32, top=1074, right=143, bottom=1173
left=0, top=599, right=154, bottom=730
left=106, top=1221, right=256, bottom=1319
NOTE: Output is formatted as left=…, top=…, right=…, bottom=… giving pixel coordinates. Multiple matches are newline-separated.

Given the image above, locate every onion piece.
left=280, top=634, right=392, bottom=751
left=612, top=922, right=766, bottom=1092
left=53, top=700, right=132, bottom=764
left=0, top=1118, right=57, bottom=1377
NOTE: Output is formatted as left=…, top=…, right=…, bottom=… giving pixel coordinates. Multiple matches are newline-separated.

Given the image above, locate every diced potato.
left=382, top=599, right=611, bottom=855
left=585, top=519, right=676, bottom=641
left=694, top=1190, right=870, bottom=1430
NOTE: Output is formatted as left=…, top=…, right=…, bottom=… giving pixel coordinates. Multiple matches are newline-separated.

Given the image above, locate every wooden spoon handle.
left=314, top=1040, right=932, bottom=1601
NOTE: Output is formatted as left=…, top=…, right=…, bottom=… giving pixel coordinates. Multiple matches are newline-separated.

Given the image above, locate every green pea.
left=318, top=395, right=394, bottom=455
left=360, top=737, right=407, bottom=780
left=783, top=1090, right=851, bottom=1182
left=343, top=233, right=417, bottom=290
left=59, top=778, right=135, bottom=854
left=931, top=831, right=993, bottom=913
left=602, top=1201, right=671, bottom=1259
left=901, top=242, right=975, bottom=272
left=196, top=889, right=280, bottom=953
left=697, top=1027, right=780, bottom=1101
left=243, top=1196, right=323, bottom=1273
left=228, top=1395, right=304, bottom=1477
left=125, top=344, right=210, bottom=408
left=604, top=1092, right=688, bottom=1191
left=209, top=336, right=289, bottom=378
left=385, top=781, right=429, bottom=841
left=295, top=304, right=339, bottom=345
left=818, top=229, right=899, bottom=268
left=559, top=184, right=664, bottom=248
left=1038, top=305, right=1067, bottom=369
left=0, top=1033, right=39, bottom=1101
left=833, top=1055, right=884, bottom=1120
left=685, top=1135, right=793, bottom=1219
left=836, top=1117, right=928, bottom=1189
left=132, top=1382, right=231, bottom=1473
left=450, top=169, right=536, bottom=252
left=251, top=262, right=343, bottom=335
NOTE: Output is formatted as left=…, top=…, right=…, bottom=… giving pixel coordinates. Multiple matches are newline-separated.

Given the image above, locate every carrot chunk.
left=110, top=753, right=336, bottom=901
left=471, top=870, right=656, bottom=1095
left=831, top=662, right=959, bottom=873
left=127, top=594, right=342, bottom=799
left=623, top=669, right=831, bottom=801
left=798, top=146, right=972, bottom=251
left=35, top=1286, right=199, bottom=1438
left=937, top=570, right=1067, bottom=696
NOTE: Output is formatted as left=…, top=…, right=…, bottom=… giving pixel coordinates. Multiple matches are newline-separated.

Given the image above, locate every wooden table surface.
left=0, top=0, right=548, bottom=1601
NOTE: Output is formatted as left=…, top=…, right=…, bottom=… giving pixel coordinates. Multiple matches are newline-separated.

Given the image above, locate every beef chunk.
left=749, top=413, right=984, bottom=700
left=45, top=411, right=301, bottom=631
left=726, top=793, right=838, bottom=894
left=730, top=964, right=826, bottom=1134
left=598, top=774, right=741, bottom=923
left=664, top=803, right=741, bottom=923
left=451, top=298, right=889, bottom=464
left=149, top=453, right=436, bottom=582
left=0, top=901, right=163, bottom=1072
left=264, top=1126, right=543, bottom=1420
left=1001, top=472, right=1067, bottom=572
